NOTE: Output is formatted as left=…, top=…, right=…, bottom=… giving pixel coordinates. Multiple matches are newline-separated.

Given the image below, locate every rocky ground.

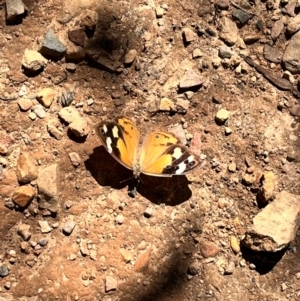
left=0, top=0, right=300, bottom=300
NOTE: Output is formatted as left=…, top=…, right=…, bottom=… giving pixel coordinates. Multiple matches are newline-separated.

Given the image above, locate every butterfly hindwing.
left=96, top=117, right=139, bottom=170
left=139, top=131, right=200, bottom=177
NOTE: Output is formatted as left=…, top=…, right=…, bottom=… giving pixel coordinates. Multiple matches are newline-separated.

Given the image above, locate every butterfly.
left=96, top=116, right=201, bottom=178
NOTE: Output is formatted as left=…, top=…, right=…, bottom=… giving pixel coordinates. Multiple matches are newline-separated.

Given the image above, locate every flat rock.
left=179, top=70, right=203, bottom=89
left=38, top=220, right=52, bottom=233
left=12, top=185, right=35, bottom=208
left=232, top=9, right=253, bottom=25
left=105, top=276, right=117, bottom=292
left=220, top=16, right=238, bottom=46
left=16, top=152, right=38, bottom=184
left=40, top=29, right=67, bottom=58
left=59, top=106, right=81, bottom=124
left=68, top=28, right=86, bottom=47
left=18, top=98, right=33, bottom=111
left=68, top=152, right=81, bottom=167
left=37, top=164, right=59, bottom=213
left=36, top=88, right=56, bottom=108
left=32, top=104, right=46, bottom=118
left=69, top=118, right=89, bottom=137
left=243, top=191, right=300, bottom=252
left=182, top=27, right=197, bottom=43
left=271, top=19, right=284, bottom=41
left=282, top=30, right=300, bottom=74
left=263, top=45, right=281, bottom=63
left=22, top=49, right=47, bottom=72
left=62, top=220, right=76, bottom=235
left=5, top=0, right=26, bottom=22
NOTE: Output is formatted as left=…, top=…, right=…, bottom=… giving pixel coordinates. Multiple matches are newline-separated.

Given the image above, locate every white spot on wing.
left=112, top=126, right=119, bottom=138
left=187, top=155, right=195, bottom=162
left=175, top=162, right=186, bottom=174
left=103, top=124, right=108, bottom=133
left=106, top=137, right=113, bottom=153
left=172, top=147, right=183, bottom=159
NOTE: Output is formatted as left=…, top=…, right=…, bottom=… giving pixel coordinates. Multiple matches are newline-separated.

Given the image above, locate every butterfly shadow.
left=85, top=146, right=193, bottom=205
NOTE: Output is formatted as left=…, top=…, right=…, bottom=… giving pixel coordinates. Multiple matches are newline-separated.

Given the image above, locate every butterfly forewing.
left=96, top=118, right=139, bottom=170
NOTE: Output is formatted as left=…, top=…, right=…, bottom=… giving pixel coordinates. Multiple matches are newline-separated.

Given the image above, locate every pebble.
left=224, top=261, right=235, bottom=275
left=39, top=220, right=52, bottom=233
left=179, top=70, right=204, bottom=89
left=18, top=98, right=33, bottom=111
left=220, top=16, right=238, bottom=45
left=47, top=119, right=63, bottom=140
left=105, top=276, right=117, bottom=292
left=79, top=9, right=98, bottom=30
left=68, top=152, right=81, bottom=167
left=32, top=104, right=46, bottom=118
left=182, top=27, right=197, bottom=43
left=249, top=263, right=256, bottom=270
left=17, top=223, right=31, bottom=241
left=232, top=9, right=253, bottom=25
left=69, top=118, right=89, bottom=137
left=271, top=19, right=284, bottom=41
left=62, top=220, right=76, bottom=235
left=124, top=49, right=137, bottom=64
left=0, top=144, right=8, bottom=155
left=66, top=63, right=76, bottom=72
left=22, top=49, right=47, bottom=72
left=36, top=88, right=56, bottom=108
left=218, top=45, right=232, bottom=59
left=0, top=264, right=9, bottom=277
left=16, top=152, right=38, bottom=184
left=225, top=127, right=232, bottom=135
left=230, top=236, right=240, bottom=253
left=215, top=108, right=230, bottom=124
left=155, top=7, right=164, bottom=18
left=259, top=171, right=276, bottom=202
left=5, top=0, right=26, bottom=22
left=87, top=98, right=94, bottom=106
left=12, top=185, right=35, bottom=208
left=40, top=29, right=67, bottom=58
left=119, top=249, right=132, bottom=263
left=144, top=206, right=153, bottom=218
left=115, top=214, right=124, bottom=225
left=159, top=98, right=175, bottom=111
left=59, top=106, right=81, bottom=123
left=28, top=112, right=37, bottom=120
left=200, top=242, right=220, bottom=258
left=228, top=162, right=236, bottom=172
left=79, top=240, right=88, bottom=256
left=68, top=28, right=86, bottom=47
left=38, top=237, right=48, bottom=246
left=215, top=0, right=229, bottom=10
left=188, top=261, right=201, bottom=275
left=4, top=281, right=11, bottom=289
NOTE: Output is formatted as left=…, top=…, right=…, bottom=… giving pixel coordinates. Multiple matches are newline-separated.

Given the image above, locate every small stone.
left=134, top=247, right=152, bottom=272
left=4, top=281, right=11, bottom=289
left=176, top=98, right=190, bottom=111
left=115, top=214, right=124, bottom=225
left=32, top=104, right=46, bottom=118
left=0, top=144, right=8, bottom=155
left=16, top=152, right=38, bottom=184
left=230, top=236, right=240, bottom=253
left=159, top=97, right=176, bottom=111
left=287, top=14, right=300, bottom=35
left=68, top=152, right=81, bottom=167
left=228, top=162, right=236, bottom=172
left=79, top=240, right=88, bottom=256
left=215, top=108, right=230, bottom=124
left=5, top=0, right=26, bottom=22
left=68, top=28, right=86, bottom=47
left=271, top=19, right=284, bottom=41
left=124, top=49, right=137, bottom=64
left=105, top=276, right=117, bottom=292
left=119, top=249, right=132, bottom=263
left=179, top=70, right=204, bottom=89
left=225, top=127, right=232, bottom=135
left=155, top=7, right=164, bottom=18
left=290, top=104, right=300, bottom=117
left=87, top=98, right=94, bottom=106
left=79, top=9, right=98, bottom=30
left=224, top=261, right=235, bottom=275
left=36, top=88, right=56, bottom=108
left=17, top=223, right=31, bottom=241
left=66, top=63, right=76, bottom=72
left=12, top=185, right=35, bottom=208
left=220, top=16, right=238, bottom=46
left=38, top=220, right=52, bottom=233
left=232, top=9, right=253, bottom=25
left=0, top=264, right=9, bottom=277
left=62, top=220, right=76, bottom=235
left=59, top=106, right=81, bottom=124
left=22, top=49, right=47, bottom=72
left=218, top=45, right=232, bottom=59
left=215, top=0, right=229, bottom=10
left=200, top=242, right=220, bottom=258
left=28, top=112, right=36, bottom=120
left=38, top=237, right=48, bottom=246
left=243, top=191, right=300, bottom=252
left=18, top=98, right=33, bottom=111
left=182, top=27, right=197, bottom=43
left=144, top=207, right=153, bottom=218
left=259, top=171, right=276, bottom=202
left=47, top=119, right=63, bottom=140
left=188, top=261, right=201, bottom=275
left=40, top=29, right=67, bottom=58
left=69, top=118, right=89, bottom=137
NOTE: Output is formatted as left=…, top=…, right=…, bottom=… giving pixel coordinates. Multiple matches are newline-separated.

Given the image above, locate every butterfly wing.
left=96, top=117, right=139, bottom=170
left=139, top=131, right=200, bottom=177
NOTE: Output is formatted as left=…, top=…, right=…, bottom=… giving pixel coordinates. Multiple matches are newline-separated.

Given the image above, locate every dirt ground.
left=0, top=0, right=300, bottom=300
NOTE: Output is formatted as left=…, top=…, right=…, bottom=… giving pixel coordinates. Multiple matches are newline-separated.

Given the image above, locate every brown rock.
left=215, top=0, right=229, bottom=10
left=12, top=185, right=35, bottom=208
left=259, top=171, right=276, bottom=202
left=16, top=152, right=38, bottom=184
left=124, top=49, right=137, bottom=64
left=263, top=45, right=281, bottom=63
left=36, top=88, right=56, bottom=108
left=105, top=276, right=117, bottom=292
left=79, top=9, right=98, bottom=30
left=182, top=27, right=197, bottom=43
left=290, top=104, right=300, bottom=117
left=18, top=98, right=34, bottom=111
left=271, top=19, right=284, bottom=41
left=68, top=28, right=86, bottom=47
left=134, top=247, right=152, bottom=271
left=200, top=242, right=220, bottom=258
left=179, top=70, right=204, bottom=89
left=220, top=16, right=238, bottom=46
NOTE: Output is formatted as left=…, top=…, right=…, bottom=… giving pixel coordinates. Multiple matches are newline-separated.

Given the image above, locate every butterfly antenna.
left=119, top=175, right=135, bottom=184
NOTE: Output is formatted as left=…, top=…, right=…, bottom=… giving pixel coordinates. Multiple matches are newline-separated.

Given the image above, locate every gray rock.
left=271, top=19, right=284, bottom=41
left=0, top=264, right=9, bottom=277
left=38, top=237, right=48, bottom=246
left=68, top=152, right=81, bottom=167
left=37, top=164, right=59, bottom=213
left=232, top=9, right=253, bottom=25
left=62, top=220, right=76, bottom=235
left=218, top=45, right=232, bottom=59
left=283, top=30, right=300, bottom=74
left=243, top=191, right=300, bottom=251
left=220, top=17, right=238, bottom=46
left=32, top=104, right=46, bottom=119
left=5, top=0, right=26, bottom=22
left=38, top=220, right=52, bottom=233
left=263, top=45, right=281, bottom=63
left=286, top=14, right=300, bottom=35
left=40, top=29, right=67, bottom=58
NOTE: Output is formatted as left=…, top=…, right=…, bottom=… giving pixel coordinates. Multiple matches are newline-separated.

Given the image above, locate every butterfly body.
left=96, top=117, right=201, bottom=178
